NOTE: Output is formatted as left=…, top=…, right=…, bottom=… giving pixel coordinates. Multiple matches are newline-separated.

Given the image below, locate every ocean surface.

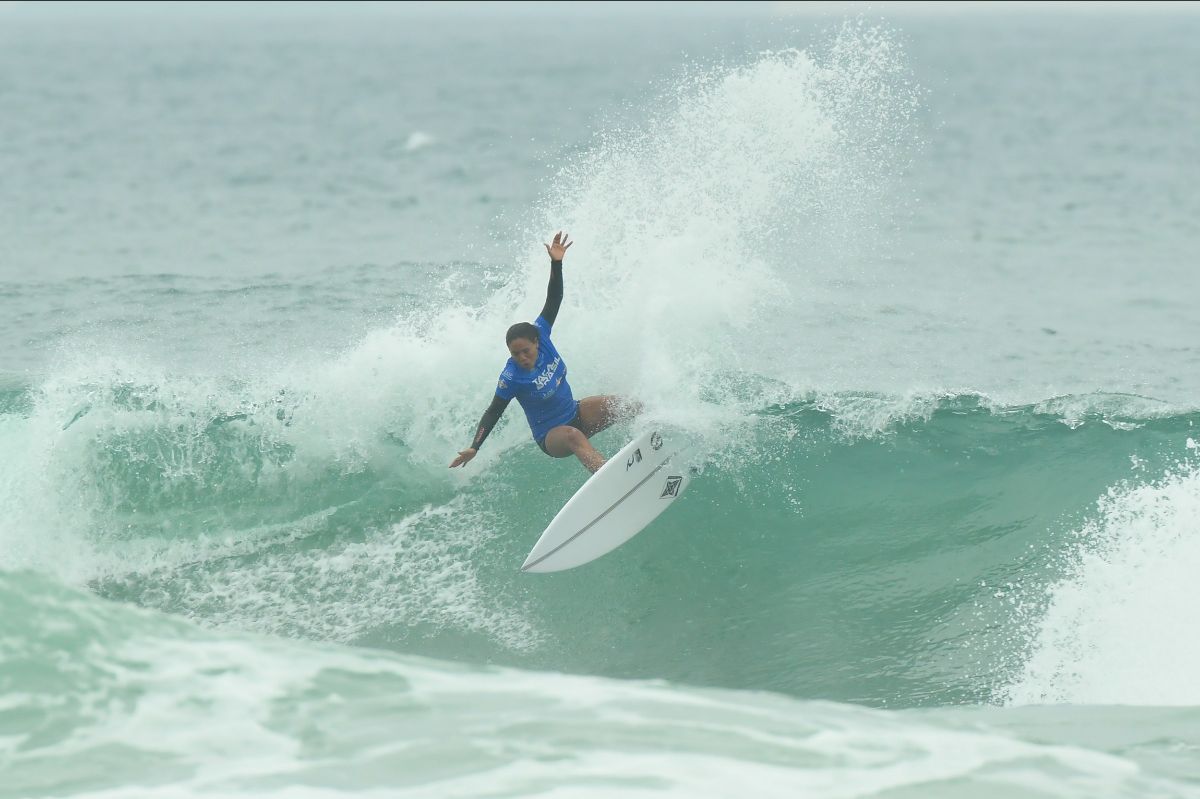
left=3, top=4, right=1200, bottom=797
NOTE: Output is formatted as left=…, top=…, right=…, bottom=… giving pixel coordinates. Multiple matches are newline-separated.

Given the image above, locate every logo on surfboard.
left=626, top=448, right=642, bottom=471
left=660, top=475, right=683, bottom=498
left=650, top=432, right=663, bottom=450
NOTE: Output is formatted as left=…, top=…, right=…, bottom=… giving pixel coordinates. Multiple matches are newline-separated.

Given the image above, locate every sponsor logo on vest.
left=533, top=356, right=560, bottom=390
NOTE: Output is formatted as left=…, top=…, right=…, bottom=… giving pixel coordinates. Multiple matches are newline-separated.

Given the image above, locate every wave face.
left=5, top=370, right=1198, bottom=709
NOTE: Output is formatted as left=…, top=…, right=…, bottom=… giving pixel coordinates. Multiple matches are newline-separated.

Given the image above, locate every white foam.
left=1005, top=462, right=1200, bottom=706
left=115, top=494, right=540, bottom=652
left=2, top=580, right=1182, bottom=799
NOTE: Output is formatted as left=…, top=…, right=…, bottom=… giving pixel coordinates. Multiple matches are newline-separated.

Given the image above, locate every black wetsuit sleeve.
left=470, top=394, right=512, bottom=450
left=538, top=260, right=564, bottom=327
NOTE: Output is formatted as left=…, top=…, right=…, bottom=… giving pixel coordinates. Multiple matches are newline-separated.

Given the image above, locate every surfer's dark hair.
left=506, top=322, right=540, bottom=345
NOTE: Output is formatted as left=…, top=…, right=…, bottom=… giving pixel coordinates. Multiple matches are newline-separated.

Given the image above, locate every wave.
left=3, top=369, right=1197, bottom=707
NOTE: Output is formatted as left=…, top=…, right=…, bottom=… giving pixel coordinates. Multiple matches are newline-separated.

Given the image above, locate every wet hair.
left=506, top=322, right=540, bottom=346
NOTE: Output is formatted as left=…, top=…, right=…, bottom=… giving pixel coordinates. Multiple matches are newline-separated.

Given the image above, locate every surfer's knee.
left=561, top=426, right=590, bottom=451
left=544, top=424, right=588, bottom=457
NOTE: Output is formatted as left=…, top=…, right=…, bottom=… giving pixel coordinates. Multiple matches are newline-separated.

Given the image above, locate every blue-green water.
left=3, top=5, right=1200, bottom=797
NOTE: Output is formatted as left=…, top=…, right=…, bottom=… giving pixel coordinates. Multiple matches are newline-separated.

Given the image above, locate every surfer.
left=449, top=232, right=637, bottom=474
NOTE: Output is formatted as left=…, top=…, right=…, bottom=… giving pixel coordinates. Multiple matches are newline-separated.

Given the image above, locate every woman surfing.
left=449, top=232, right=638, bottom=473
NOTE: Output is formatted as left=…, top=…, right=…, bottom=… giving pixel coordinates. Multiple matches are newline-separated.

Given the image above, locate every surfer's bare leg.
left=543, top=425, right=606, bottom=473
left=544, top=398, right=642, bottom=473
left=576, top=395, right=642, bottom=437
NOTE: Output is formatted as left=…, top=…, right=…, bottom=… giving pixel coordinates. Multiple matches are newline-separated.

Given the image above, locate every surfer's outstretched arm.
left=450, top=394, right=512, bottom=468
left=539, top=231, right=571, bottom=328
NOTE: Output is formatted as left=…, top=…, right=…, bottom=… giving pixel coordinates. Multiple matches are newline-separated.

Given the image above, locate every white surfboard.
left=521, top=428, right=690, bottom=573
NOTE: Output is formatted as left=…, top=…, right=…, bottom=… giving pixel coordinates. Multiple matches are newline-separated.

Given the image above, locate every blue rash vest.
left=495, top=316, right=578, bottom=442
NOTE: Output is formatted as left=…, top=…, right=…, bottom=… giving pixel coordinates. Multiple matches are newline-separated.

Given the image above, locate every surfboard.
left=521, top=428, right=690, bottom=573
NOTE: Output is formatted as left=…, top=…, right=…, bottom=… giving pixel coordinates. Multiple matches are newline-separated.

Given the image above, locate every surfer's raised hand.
left=449, top=448, right=477, bottom=468
left=544, top=231, right=573, bottom=261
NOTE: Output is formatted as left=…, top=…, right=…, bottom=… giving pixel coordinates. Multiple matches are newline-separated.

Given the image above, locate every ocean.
left=3, top=3, right=1200, bottom=796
